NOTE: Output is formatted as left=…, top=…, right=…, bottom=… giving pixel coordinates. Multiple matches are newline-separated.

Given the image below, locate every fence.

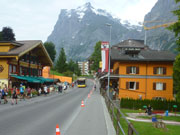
left=101, top=89, right=139, bottom=135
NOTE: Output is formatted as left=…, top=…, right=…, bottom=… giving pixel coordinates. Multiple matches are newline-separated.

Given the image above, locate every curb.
left=101, top=96, right=116, bottom=135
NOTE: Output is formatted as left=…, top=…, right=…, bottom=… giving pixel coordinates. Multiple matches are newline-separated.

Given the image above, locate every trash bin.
left=165, top=110, right=168, bottom=116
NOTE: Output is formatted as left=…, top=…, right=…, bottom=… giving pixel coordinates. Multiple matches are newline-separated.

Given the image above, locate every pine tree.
left=90, top=41, right=101, bottom=72
left=55, top=48, right=67, bottom=73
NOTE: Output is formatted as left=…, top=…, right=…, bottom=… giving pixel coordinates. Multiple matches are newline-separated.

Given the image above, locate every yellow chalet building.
left=0, top=40, right=53, bottom=88
left=110, top=39, right=176, bottom=100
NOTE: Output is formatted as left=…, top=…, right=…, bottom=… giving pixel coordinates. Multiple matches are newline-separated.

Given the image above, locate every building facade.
left=0, top=40, right=53, bottom=88
left=110, top=39, right=175, bottom=100
left=78, top=61, right=89, bottom=75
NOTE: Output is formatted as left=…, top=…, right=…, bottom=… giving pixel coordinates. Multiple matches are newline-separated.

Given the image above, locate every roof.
left=0, top=40, right=53, bottom=66
left=0, top=41, right=23, bottom=47
left=111, top=49, right=176, bottom=62
left=112, top=39, right=147, bottom=48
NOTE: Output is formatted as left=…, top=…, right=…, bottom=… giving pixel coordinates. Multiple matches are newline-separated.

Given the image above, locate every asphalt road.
left=0, top=79, right=94, bottom=135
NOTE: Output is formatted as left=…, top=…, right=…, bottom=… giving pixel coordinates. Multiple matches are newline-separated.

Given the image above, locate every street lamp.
left=106, top=23, right=112, bottom=98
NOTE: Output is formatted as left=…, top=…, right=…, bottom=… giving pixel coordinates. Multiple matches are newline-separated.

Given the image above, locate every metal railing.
left=101, top=89, right=139, bottom=135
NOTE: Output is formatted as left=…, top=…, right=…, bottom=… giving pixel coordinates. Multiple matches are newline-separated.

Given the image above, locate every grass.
left=121, top=108, right=141, bottom=116
left=131, top=120, right=180, bottom=135
left=50, top=70, right=64, bottom=76
left=138, top=115, right=180, bottom=122
left=114, top=108, right=180, bottom=135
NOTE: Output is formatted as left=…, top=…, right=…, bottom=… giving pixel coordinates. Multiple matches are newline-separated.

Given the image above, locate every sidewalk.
left=65, top=88, right=116, bottom=135
left=0, top=88, right=73, bottom=113
left=126, top=113, right=180, bottom=125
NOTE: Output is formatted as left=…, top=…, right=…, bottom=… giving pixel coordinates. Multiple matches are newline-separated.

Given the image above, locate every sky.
left=0, top=0, right=158, bottom=42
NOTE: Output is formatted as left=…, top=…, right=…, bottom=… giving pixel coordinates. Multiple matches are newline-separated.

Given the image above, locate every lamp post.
left=106, top=23, right=112, bottom=98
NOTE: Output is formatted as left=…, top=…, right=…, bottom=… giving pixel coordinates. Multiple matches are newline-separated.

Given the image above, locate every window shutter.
left=126, top=67, right=130, bottom=74
left=163, top=67, right=166, bottom=75
left=153, top=83, right=156, bottom=90
left=136, top=82, right=139, bottom=90
left=126, top=82, right=129, bottom=89
left=153, top=67, right=156, bottom=74
left=136, top=67, right=139, bottom=74
left=163, top=83, right=166, bottom=90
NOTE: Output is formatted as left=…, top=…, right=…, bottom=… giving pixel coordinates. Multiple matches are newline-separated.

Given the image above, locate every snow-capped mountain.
left=47, top=2, right=143, bottom=60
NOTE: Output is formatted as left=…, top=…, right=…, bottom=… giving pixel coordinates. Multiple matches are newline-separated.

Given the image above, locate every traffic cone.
left=56, top=124, right=61, bottom=135
left=81, top=100, right=85, bottom=107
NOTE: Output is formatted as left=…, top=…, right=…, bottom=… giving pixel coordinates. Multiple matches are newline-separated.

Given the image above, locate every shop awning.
left=11, top=75, right=42, bottom=83
left=35, top=77, right=54, bottom=83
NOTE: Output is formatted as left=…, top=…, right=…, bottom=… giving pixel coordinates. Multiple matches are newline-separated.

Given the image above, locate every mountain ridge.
left=47, top=2, right=143, bottom=61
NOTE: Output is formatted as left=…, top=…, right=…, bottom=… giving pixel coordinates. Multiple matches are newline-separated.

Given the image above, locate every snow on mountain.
left=47, top=2, right=143, bottom=60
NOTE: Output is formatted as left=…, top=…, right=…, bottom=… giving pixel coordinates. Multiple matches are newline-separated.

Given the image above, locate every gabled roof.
left=0, top=40, right=53, bottom=66
left=112, top=39, right=147, bottom=48
left=111, top=39, right=176, bottom=62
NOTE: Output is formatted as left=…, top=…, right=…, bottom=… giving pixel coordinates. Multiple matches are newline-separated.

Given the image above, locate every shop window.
left=153, top=82, right=166, bottom=90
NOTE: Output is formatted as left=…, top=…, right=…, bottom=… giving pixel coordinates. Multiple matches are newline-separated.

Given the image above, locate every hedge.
left=120, top=98, right=180, bottom=111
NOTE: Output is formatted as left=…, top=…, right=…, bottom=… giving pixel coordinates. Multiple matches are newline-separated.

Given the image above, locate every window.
left=13, top=65, right=17, bottom=73
left=152, top=97, right=166, bottom=101
left=126, top=66, right=139, bottom=74
left=154, top=67, right=166, bottom=75
left=9, top=64, right=12, bottom=73
left=126, top=82, right=139, bottom=90
left=156, top=82, right=163, bottom=90
left=153, top=82, right=166, bottom=90
left=20, top=67, right=22, bottom=75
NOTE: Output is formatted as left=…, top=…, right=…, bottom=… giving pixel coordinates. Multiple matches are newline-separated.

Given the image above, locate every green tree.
left=55, top=48, right=67, bottom=73
left=74, top=62, right=81, bottom=76
left=67, top=59, right=81, bottom=76
left=44, top=42, right=56, bottom=62
left=168, top=0, right=180, bottom=102
left=1, top=27, right=15, bottom=41
left=90, top=41, right=101, bottom=72
left=67, top=59, right=75, bottom=72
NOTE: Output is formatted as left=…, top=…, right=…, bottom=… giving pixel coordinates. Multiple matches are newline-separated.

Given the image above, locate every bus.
left=77, top=78, right=86, bottom=88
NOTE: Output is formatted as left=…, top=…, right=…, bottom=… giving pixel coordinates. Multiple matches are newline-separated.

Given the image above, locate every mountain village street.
left=0, top=79, right=115, bottom=135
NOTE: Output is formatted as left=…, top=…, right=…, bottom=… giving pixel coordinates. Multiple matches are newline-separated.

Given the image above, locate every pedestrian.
left=146, top=104, right=153, bottom=115
left=20, top=84, right=25, bottom=100
left=58, top=85, right=62, bottom=93
left=38, top=87, right=42, bottom=96
left=4, top=85, right=8, bottom=104
left=44, top=85, right=48, bottom=96
left=94, top=84, right=96, bottom=91
left=27, top=86, right=31, bottom=98
left=11, top=86, right=18, bottom=105
left=0, top=87, right=2, bottom=104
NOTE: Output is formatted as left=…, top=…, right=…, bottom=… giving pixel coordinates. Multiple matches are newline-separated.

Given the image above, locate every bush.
left=120, top=98, right=180, bottom=111
left=31, top=89, right=38, bottom=96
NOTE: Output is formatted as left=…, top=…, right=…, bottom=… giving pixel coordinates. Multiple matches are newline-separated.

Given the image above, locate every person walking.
left=1, top=87, right=8, bottom=104
left=27, top=86, right=31, bottom=98
left=20, top=84, right=25, bottom=100
left=44, top=85, right=48, bottom=96
left=0, top=87, right=2, bottom=104
left=11, top=86, right=18, bottom=105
